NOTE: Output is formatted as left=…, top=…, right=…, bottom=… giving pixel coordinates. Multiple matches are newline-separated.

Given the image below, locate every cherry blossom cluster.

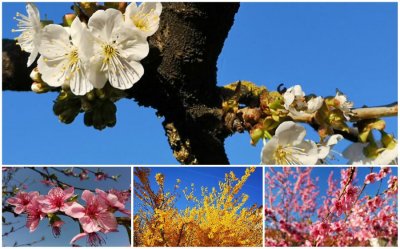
left=259, top=85, right=397, bottom=165
left=6, top=187, right=130, bottom=246
left=14, top=2, right=162, bottom=95
left=265, top=167, right=398, bottom=247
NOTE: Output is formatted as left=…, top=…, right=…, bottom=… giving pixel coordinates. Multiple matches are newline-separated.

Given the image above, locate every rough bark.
left=2, top=3, right=240, bottom=164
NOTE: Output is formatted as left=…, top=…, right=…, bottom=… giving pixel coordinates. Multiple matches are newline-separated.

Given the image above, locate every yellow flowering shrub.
left=134, top=167, right=262, bottom=246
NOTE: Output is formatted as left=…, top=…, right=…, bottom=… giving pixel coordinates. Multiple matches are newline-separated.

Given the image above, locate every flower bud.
left=95, top=88, right=106, bottom=99
left=58, top=108, right=80, bottom=124
left=86, top=91, right=96, bottom=101
left=63, top=13, right=76, bottom=26
left=99, top=101, right=116, bottom=127
left=241, top=108, right=262, bottom=125
left=53, top=100, right=68, bottom=116
left=30, top=68, right=43, bottom=83
left=84, top=111, right=94, bottom=127
left=31, top=82, right=50, bottom=94
left=250, top=126, right=264, bottom=146
left=92, top=110, right=106, bottom=130
left=81, top=99, right=93, bottom=112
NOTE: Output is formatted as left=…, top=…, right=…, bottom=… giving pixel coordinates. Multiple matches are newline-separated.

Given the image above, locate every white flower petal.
left=38, top=24, right=70, bottom=58
left=69, top=62, right=94, bottom=96
left=70, top=17, right=85, bottom=46
left=342, top=143, right=367, bottom=164
left=125, top=2, right=139, bottom=18
left=307, top=96, right=323, bottom=113
left=26, top=3, right=41, bottom=29
left=326, top=134, right=343, bottom=146
left=108, top=59, right=144, bottom=90
left=125, top=2, right=162, bottom=37
left=88, top=9, right=124, bottom=42
left=87, top=55, right=108, bottom=89
left=117, top=27, right=149, bottom=61
left=373, top=143, right=398, bottom=165
left=37, top=56, right=69, bottom=87
left=139, top=2, right=162, bottom=16
left=291, top=140, right=319, bottom=165
left=27, top=46, right=39, bottom=67
left=292, top=85, right=305, bottom=97
left=13, top=3, right=42, bottom=66
left=283, top=91, right=295, bottom=110
left=318, top=145, right=330, bottom=160
left=342, top=142, right=397, bottom=165
left=275, top=121, right=306, bottom=146
left=261, top=138, right=279, bottom=165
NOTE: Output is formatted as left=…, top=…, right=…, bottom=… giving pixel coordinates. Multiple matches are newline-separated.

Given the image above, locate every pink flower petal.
left=63, top=187, right=75, bottom=200
left=97, top=212, right=118, bottom=232
left=14, top=205, right=26, bottom=214
left=63, top=202, right=85, bottom=218
left=6, top=197, right=19, bottom=205
left=80, top=216, right=101, bottom=233
left=81, top=190, right=94, bottom=203
left=70, top=232, right=88, bottom=244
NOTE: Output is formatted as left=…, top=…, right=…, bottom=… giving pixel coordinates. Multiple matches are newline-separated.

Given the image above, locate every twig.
left=26, top=167, right=94, bottom=192
left=324, top=167, right=355, bottom=220
left=344, top=167, right=374, bottom=221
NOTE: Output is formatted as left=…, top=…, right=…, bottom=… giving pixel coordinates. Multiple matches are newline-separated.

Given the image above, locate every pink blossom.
left=40, top=179, right=56, bottom=187
left=330, top=198, right=344, bottom=216
left=38, top=187, right=75, bottom=213
left=377, top=167, right=391, bottom=180
left=95, top=189, right=125, bottom=210
left=79, top=170, right=89, bottom=181
left=95, top=172, right=107, bottom=181
left=387, top=176, right=397, bottom=195
left=365, top=173, right=378, bottom=184
left=345, top=185, right=358, bottom=200
left=25, top=198, right=46, bottom=232
left=70, top=232, right=106, bottom=246
left=64, top=190, right=118, bottom=233
left=7, top=191, right=39, bottom=214
left=265, top=167, right=397, bottom=246
left=51, top=220, right=64, bottom=237
left=367, top=196, right=383, bottom=212
left=108, top=189, right=130, bottom=204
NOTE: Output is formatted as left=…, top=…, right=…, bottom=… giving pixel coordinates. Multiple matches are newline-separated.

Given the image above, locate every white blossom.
left=343, top=142, right=398, bottom=165
left=334, top=89, right=353, bottom=119
left=284, top=85, right=323, bottom=115
left=261, top=121, right=319, bottom=165
left=318, top=134, right=343, bottom=160
left=86, top=8, right=149, bottom=90
left=125, top=2, right=162, bottom=37
left=12, top=3, right=42, bottom=66
left=307, top=96, right=323, bottom=113
left=283, top=85, right=305, bottom=110
left=37, top=18, right=94, bottom=95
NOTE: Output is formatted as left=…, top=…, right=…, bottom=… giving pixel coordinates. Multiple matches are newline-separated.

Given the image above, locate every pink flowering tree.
left=265, top=167, right=398, bottom=247
left=2, top=167, right=131, bottom=247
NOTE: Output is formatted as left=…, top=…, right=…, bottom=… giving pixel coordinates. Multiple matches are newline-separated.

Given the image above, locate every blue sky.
left=265, top=166, right=398, bottom=222
left=2, top=167, right=131, bottom=247
left=134, top=167, right=262, bottom=213
left=2, top=2, right=398, bottom=165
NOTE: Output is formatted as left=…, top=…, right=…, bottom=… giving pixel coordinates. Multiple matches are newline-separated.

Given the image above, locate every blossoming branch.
left=13, top=2, right=162, bottom=130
